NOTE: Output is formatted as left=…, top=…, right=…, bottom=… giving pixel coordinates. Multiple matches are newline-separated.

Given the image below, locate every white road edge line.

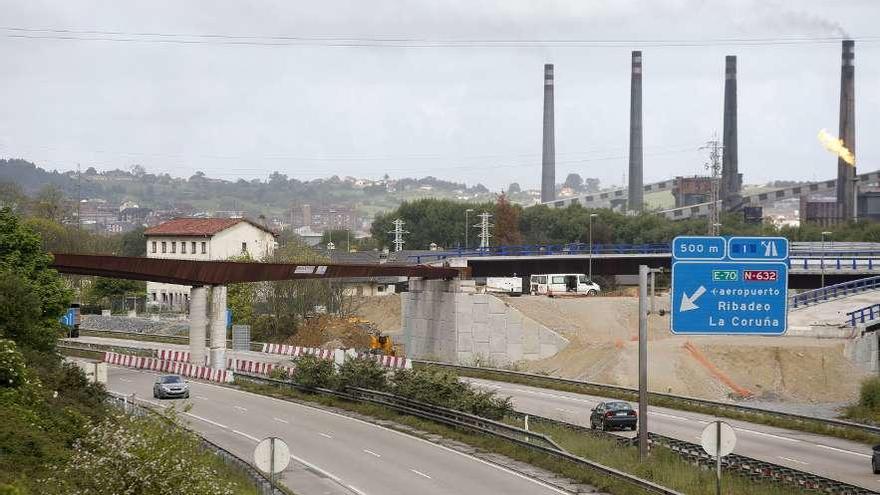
left=273, top=417, right=289, bottom=424
left=363, top=449, right=381, bottom=458
left=347, top=485, right=368, bottom=495
left=410, top=468, right=432, bottom=479
left=109, top=366, right=569, bottom=495
left=816, top=443, right=872, bottom=459
left=232, top=429, right=261, bottom=442
left=184, top=412, right=228, bottom=430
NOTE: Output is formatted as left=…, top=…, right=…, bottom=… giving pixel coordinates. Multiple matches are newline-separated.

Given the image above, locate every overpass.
left=410, top=242, right=880, bottom=289
left=51, top=253, right=459, bottom=370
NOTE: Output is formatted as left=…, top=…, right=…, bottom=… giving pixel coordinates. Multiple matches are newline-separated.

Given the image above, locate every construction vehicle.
left=347, top=316, right=399, bottom=356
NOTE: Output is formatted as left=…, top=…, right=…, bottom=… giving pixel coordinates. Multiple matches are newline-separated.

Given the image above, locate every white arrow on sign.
left=680, top=285, right=706, bottom=312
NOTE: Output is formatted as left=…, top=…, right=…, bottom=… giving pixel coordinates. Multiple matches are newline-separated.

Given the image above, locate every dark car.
left=873, top=445, right=880, bottom=474
left=152, top=375, right=190, bottom=399
left=590, top=401, right=638, bottom=431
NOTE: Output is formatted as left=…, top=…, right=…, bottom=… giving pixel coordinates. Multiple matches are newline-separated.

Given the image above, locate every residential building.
left=144, top=217, right=277, bottom=310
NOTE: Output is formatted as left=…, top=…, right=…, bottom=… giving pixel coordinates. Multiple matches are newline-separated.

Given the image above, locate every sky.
left=1, top=0, right=878, bottom=191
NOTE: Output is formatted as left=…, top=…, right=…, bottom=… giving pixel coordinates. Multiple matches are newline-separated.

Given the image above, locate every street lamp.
left=821, top=231, right=832, bottom=287
left=589, top=213, right=598, bottom=281
left=465, top=209, right=474, bottom=250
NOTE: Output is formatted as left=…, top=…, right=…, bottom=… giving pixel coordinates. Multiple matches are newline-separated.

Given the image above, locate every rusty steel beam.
left=50, top=253, right=461, bottom=285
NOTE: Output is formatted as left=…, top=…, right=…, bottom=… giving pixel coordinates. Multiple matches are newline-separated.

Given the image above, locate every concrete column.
left=189, top=286, right=208, bottom=366
left=541, top=63, right=556, bottom=203
left=628, top=50, right=644, bottom=212
left=209, top=285, right=228, bottom=370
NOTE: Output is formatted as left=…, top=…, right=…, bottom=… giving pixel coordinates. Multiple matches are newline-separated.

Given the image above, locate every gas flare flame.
left=818, top=129, right=855, bottom=165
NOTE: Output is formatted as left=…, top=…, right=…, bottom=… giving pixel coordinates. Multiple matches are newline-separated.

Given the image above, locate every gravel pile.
left=81, top=315, right=189, bottom=336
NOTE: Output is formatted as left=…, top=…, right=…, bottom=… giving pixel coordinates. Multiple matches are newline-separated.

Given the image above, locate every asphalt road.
left=108, top=366, right=569, bottom=495
left=465, top=377, right=879, bottom=491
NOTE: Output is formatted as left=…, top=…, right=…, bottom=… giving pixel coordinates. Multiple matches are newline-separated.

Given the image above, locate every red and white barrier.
left=104, top=351, right=233, bottom=383
left=357, top=353, right=413, bottom=369
left=227, top=358, right=296, bottom=377
left=156, top=349, right=192, bottom=363
left=261, top=343, right=334, bottom=360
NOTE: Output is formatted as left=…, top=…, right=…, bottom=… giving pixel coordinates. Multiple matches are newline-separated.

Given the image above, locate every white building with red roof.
left=144, top=218, right=277, bottom=309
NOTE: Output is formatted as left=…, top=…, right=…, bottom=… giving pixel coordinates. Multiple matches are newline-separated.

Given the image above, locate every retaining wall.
left=844, top=330, right=880, bottom=373
left=402, top=279, right=569, bottom=365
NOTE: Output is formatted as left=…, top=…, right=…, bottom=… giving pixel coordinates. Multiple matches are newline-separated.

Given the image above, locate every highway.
left=465, top=377, right=879, bottom=491
left=107, top=366, right=571, bottom=495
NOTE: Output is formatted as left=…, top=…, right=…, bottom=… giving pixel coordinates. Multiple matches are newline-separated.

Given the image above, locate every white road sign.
left=254, top=437, right=290, bottom=475
left=700, top=421, right=736, bottom=458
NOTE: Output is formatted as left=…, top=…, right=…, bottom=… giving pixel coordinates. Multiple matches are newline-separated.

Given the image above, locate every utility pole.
left=388, top=219, right=408, bottom=252
left=474, top=212, right=493, bottom=250
left=701, top=139, right=723, bottom=236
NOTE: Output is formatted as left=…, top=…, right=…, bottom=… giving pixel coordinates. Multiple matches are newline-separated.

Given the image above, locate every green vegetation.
left=843, top=376, right=880, bottom=425
left=236, top=372, right=802, bottom=495
left=439, top=364, right=880, bottom=445
left=0, top=208, right=259, bottom=494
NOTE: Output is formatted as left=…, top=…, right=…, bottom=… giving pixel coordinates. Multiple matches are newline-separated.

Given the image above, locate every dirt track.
left=504, top=295, right=866, bottom=404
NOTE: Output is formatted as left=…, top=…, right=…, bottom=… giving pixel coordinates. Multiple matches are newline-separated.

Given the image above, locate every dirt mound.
left=284, top=315, right=372, bottom=350
left=351, top=295, right=402, bottom=334
left=510, top=295, right=867, bottom=404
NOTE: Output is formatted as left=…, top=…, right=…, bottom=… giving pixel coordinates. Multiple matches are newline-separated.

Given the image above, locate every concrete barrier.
left=261, top=343, right=334, bottom=360
left=104, top=351, right=233, bottom=383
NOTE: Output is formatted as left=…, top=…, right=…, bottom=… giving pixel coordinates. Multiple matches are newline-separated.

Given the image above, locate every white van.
left=485, top=277, right=523, bottom=294
left=529, top=274, right=600, bottom=296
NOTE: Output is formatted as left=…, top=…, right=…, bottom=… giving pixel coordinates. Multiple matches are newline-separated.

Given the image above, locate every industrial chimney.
left=837, top=40, right=856, bottom=221
left=628, top=51, right=644, bottom=212
left=541, top=64, right=556, bottom=203
left=720, top=55, right=741, bottom=211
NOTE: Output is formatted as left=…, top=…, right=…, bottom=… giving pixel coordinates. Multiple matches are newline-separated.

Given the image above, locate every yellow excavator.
left=348, top=316, right=397, bottom=356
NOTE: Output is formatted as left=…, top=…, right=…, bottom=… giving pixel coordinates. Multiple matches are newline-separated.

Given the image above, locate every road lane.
left=108, top=366, right=569, bottom=495
left=466, top=377, right=878, bottom=490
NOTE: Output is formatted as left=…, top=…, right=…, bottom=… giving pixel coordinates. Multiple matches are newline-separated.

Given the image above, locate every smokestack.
left=541, top=64, right=556, bottom=203
left=837, top=40, right=856, bottom=221
left=721, top=55, right=741, bottom=210
left=628, top=51, right=644, bottom=212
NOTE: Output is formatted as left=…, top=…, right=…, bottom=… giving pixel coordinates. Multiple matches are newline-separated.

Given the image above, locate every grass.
left=233, top=378, right=806, bottom=495
left=441, top=364, right=880, bottom=446
left=842, top=376, right=880, bottom=425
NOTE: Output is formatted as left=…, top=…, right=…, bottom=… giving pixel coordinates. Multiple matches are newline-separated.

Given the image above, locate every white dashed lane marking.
left=410, top=469, right=432, bottom=479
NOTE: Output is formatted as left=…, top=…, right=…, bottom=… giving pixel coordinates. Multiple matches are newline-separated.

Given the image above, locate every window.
left=377, top=285, right=385, bottom=293
left=170, top=242, right=176, bottom=254
left=191, top=241, right=196, bottom=254
left=181, top=242, right=186, bottom=254
left=151, top=292, right=156, bottom=301
left=241, top=242, right=247, bottom=252
left=551, top=276, right=565, bottom=284
left=151, top=241, right=157, bottom=253
left=201, top=242, right=207, bottom=254
left=536, top=276, right=547, bottom=284
left=161, top=242, right=167, bottom=253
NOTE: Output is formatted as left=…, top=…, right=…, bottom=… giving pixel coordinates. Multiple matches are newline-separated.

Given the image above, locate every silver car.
left=152, top=375, right=190, bottom=399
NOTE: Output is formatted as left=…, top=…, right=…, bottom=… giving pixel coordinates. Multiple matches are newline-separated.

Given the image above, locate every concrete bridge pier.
left=189, top=285, right=208, bottom=366
left=209, top=285, right=228, bottom=370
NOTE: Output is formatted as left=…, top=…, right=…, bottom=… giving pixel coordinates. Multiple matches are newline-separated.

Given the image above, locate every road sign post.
left=254, top=436, right=290, bottom=489
left=671, top=236, right=789, bottom=335
left=700, top=421, right=736, bottom=495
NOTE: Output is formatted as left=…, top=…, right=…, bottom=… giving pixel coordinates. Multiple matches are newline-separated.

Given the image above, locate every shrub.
left=289, top=355, right=334, bottom=389
left=335, top=356, right=388, bottom=391
left=0, top=340, right=26, bottom=388
left=858, top=376, right=880, bottom=411
left=389, top=367, right=512, bottom=420
left=269, top=366, right=292, bottom=381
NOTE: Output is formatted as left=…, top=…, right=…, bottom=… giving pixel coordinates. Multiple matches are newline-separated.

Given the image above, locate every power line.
left=3, top=26, right=879, bottom=48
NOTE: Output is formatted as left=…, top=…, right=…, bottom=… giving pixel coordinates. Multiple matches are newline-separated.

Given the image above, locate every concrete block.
left=490, top=353, right=510, bottom=365
left=473, top=323, right=489, bottom=343
left=458, top=332, right=473, bottom=350
left=506, top=343, right=524, bottom=362
left=488, top=296, right=507, bottom=315
left=540, top=343, right=560, bottom=359
left=472, top=304, right=488, bottom=324
left=472, top=294, right=488, bottom=305
left=507, top=309, right=523, bottom=326
left=457, top=351, right=474, bottom=365
left=456, top=312, right=473, bottom=330
left=489, top=331, right=507, bottom=353
left=507, top=321, right=523, bottom=342
left=488, top=313, right=506, bottom=332
left=474, top=341, right=491, bottom=356
left=523, top=331, right=540, bottom=354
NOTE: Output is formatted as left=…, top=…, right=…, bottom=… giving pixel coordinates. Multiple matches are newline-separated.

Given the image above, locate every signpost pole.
left=649, top=270, right=656, bottom=315
left=269, top=437, right=276, bottom=489
left=716, top=421, right=722, bottom=495
left=638, top=264, right=649, bottom=461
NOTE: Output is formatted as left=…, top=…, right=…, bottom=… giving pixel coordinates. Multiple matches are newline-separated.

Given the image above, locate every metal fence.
left=790, top=275, right=880, bottom=308
left=846, top=303, right=880, bottom=327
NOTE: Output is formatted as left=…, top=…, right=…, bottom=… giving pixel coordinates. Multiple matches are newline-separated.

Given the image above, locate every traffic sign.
left=672, top=236, right=726, bottom=260
left=671, top=236, right=789, bottom=335
left=254, top=437, right=290, bottom=478
left=700, top=421, right=736, bottom=458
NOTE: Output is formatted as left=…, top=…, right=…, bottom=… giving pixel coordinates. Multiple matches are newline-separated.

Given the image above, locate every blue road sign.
left=672, top=236, right=726, bottom=261
left=671, top=236, right=789, bottom=335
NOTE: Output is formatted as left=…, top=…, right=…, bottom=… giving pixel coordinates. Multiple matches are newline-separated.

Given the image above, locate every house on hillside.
left=144, top=218, right=277, bottom=311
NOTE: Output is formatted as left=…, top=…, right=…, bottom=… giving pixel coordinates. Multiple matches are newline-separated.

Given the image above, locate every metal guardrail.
left=106, top=391, right=287, bottom=495
left=408, top=242, right=671, bottom=262
left=511, top=412, right=876, bottom=494
left=413, top=360, right=880, bottom=438
left=790, top=275, right=880, bottom=309
left=237, top=373, right=683, bottom=495
left=847, top=303, right=880, bottom=328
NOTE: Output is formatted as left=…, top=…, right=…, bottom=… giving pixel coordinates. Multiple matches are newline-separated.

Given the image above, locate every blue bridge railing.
left=847, top=303, right=880, bottom=327
left=408, top=243, right=670, bottom=263
left=790, top=275, right=880, bottom=309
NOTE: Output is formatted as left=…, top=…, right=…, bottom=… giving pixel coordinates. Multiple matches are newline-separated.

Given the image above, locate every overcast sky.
left=1, top=1, right=878, bottom=191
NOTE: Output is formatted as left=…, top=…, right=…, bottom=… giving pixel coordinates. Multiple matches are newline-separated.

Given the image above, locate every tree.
left=371, top=198, right=494, bottom=249
left=563, top=173, right=584, bottom=191
left=0, top=208, right=71, bottom=350
left=507, top=182, right=521, bottom=194
left=494, top=193, right=523, bottom=246
left=87, top=278, right=145, bottom=304
left=33, top=185, right=67, bottom=223
left=120, top=226, right=147, bottom=257
left=0, top=181, right=27, bottom=214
